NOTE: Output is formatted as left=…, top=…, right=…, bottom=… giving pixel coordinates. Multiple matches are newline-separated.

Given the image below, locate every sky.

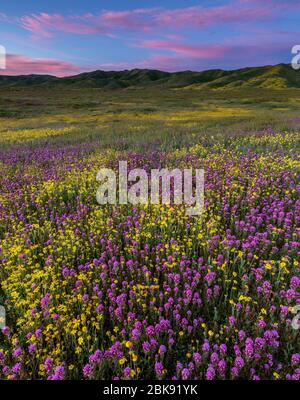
left=0, top=0, right=299, bottom=76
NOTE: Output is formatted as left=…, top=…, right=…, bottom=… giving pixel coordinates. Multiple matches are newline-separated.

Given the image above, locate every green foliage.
left=1, top=64, right=300, bottom=90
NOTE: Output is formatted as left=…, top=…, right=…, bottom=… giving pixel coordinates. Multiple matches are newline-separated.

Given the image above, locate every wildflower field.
left=0, top=87, right=299, bottom=380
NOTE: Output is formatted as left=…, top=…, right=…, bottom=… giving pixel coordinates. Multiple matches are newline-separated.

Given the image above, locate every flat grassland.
left=0, top=87, right=300, bottom=148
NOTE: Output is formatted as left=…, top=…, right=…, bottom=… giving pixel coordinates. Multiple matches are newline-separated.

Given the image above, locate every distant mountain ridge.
left=0, top=64, right=299, bottom=90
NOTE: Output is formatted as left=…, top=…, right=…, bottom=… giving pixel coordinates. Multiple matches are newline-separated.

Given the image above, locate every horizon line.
left=0, top=62, right=290, bottom=79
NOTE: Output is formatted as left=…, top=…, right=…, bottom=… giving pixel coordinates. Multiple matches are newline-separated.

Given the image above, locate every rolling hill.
left=0, top=64, right=299, bottom=90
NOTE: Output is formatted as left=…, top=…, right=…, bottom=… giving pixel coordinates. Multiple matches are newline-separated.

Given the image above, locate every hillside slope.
left=0, top=64, right=299, bottom=89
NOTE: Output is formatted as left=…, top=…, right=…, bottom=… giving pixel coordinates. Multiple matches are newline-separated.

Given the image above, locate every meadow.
left=0, top=86, right=299, bottom=380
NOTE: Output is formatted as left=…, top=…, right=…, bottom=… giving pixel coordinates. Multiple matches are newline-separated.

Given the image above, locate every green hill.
left=0, top=64, right=299, bottom=90
left=182, top=64, right=300, bottom=90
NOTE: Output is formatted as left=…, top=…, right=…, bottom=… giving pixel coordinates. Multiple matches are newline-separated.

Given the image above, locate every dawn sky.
left=0, top=0, right=299, bottom=76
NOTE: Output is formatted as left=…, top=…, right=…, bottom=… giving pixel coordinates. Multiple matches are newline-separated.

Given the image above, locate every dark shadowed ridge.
left=0, top=64, right=299, bottom=89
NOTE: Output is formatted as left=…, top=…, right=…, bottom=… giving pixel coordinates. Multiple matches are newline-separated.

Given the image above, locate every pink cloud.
left=100, top=8, right=158, bottom=31
left=19, top=13, right=107, bottom=39
left=154, top=4, right=270, bottom=28
left=136, top=54, right=193, bottom=72
left=18, top=9, right=159, bottom=39
left=140, top=40, right=226, bottom=59
left=0, top=54, right=83, bottom=76
left=135, top=38, right=292, bottom=72
left=17, top=1, right=295, bottom=39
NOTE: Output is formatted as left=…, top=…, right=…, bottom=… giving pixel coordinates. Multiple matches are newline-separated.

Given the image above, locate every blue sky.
left=0, top=0, right=299, bottom=75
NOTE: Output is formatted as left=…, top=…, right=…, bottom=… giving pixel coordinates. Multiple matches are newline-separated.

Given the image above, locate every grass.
left=1, top=87, right=300, bottom=151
